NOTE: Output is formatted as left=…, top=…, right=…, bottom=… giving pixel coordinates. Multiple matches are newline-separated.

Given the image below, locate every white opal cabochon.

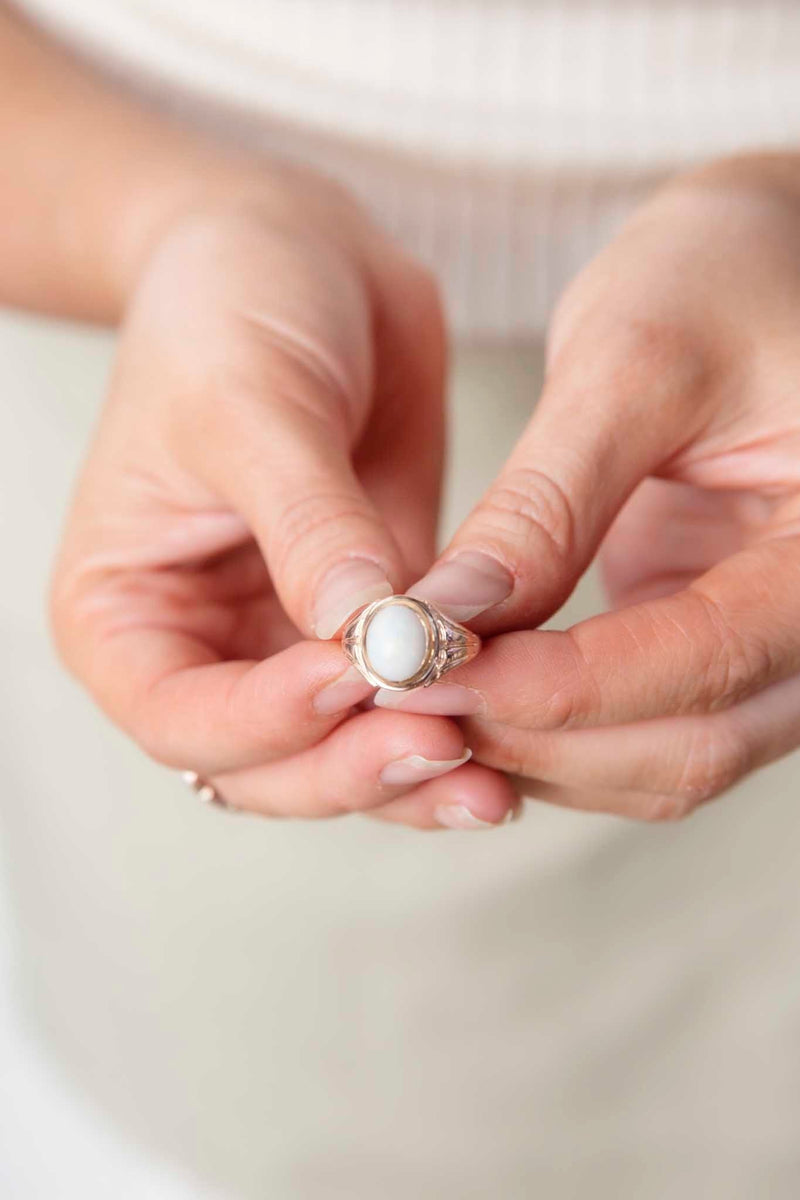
left=364, top=602, right=430, bottom=684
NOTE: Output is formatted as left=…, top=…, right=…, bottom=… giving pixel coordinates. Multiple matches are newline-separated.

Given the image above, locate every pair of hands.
left=51, top=157, right=800, bottom=830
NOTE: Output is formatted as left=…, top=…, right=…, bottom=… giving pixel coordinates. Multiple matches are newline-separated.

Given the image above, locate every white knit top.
left=16, top=0, right=800, bottom=337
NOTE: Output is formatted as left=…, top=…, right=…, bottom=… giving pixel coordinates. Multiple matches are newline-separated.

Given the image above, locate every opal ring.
left=342, top=594, right=481, bottom=692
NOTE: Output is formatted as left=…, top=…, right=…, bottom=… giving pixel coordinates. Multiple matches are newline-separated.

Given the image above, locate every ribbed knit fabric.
left=16, top=0, right=800, bottom=337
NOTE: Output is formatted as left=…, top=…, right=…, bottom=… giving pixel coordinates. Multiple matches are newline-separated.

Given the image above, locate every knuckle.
left=690, top=590, right=773, bottom=711
left=208, top=353, right=355, bottom=453
left=533, top=632, right=603, bottom=731
left=674, top=721, right=752, bottom=805
left=271, top=489, right=378, bottom=576
left=549, top=310, right=717, bottom=416
left=241, top=319, right=362, bottom=431
left=602, top=318, right=709, bottom=393
left=536, top=686, right=583, bottom=733
left=474, top=465, right=576, bottom=571
left=635, top=717, right=753, bottom=824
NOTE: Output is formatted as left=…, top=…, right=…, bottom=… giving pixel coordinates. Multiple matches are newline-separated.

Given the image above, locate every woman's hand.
left=0, top=8, right=516, bottom=828
left=380, top=156, right=800, bottom=819
left=51, top=182, right=518, bottom=828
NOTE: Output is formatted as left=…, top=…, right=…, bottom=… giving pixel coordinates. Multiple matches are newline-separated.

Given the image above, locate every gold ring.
left=342, top=594, right=480, bottom=692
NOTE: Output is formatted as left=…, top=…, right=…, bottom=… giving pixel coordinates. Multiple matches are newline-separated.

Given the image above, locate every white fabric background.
left=14, top=0, right=800, bottom=337
left=3, top=4, right=800, bottom=1191
left=2, top=313, right=800, bottom=1197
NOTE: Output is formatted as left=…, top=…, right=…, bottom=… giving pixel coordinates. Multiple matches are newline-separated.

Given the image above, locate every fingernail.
left=410, top=550, right=513, bottom=621
left=313, top=665, right=373, bottom=715
left=435, top=800, right=524, bottom=830
left=313, top=559, right=393, bottom=639
left=379, top=749, right=471, bottom=787
left=434, top=804, right=496, bottom=830
left=374, top=683, right=485, bottom=716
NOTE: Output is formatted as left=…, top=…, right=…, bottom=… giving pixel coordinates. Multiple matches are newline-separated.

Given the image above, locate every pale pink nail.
left=410, top=550, right=513, bottom=621
left=313, top=558, right=393, bottom=639
left=434, top=804, right=495, bottom=830
left=374, top=683, right=485, bottom=716
left=313, top=665, right=373, bottom=715
left=379, top=749, right=471, bottom=787
left=435, top=800, right=523, bottom=830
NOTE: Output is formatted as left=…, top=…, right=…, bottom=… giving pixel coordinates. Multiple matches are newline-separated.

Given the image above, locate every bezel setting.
left=342, top=594, right=480, bottom=692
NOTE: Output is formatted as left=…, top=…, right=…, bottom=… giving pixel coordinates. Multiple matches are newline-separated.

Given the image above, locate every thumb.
left=195, top=357, right=409, bottom=639
left=410, top=325, right=703, bottom=632
left=158, top=227, right=425, bottom=641
left=201, top=265, right=445, bottom=641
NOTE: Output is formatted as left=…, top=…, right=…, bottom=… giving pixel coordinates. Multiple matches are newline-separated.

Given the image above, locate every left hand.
left=50, top=184, right=517, bottom=830
left=377, top=155, right=800, bottom=820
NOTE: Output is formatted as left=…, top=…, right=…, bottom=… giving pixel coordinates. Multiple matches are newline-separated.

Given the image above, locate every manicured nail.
left=379, top=749, right=471, bottom=787
left=374, top=683, right=485, bottom=715
left=435, top=801, right=524, bottom=830
left=313, top=558, right=393, bottom=639
left=312, top=665, right=373, bottom=715
left=410, top=550, right=513, bottom=621
left=434, top=804, right=495, bottom=830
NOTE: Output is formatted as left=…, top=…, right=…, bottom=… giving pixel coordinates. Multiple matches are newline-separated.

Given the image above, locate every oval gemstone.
left=364, top=602, right=429, bottom=684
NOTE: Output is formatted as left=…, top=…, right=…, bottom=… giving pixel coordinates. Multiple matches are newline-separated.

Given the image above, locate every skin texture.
left=389, top=165, right=800, bottom=820
left=4, top=7, right=800, bottom=826
left=51, top=202, right=521, bottom=828
left=0, top=4, right=516, bottom=829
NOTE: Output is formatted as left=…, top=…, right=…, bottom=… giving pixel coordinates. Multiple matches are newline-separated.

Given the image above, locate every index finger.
left=52, top=607, right=374, bottom=774
left=375, top=533, right=800, bottom=730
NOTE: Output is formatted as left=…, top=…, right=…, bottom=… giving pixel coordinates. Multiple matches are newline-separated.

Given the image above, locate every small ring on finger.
left=180, top=769, right=236, bottom=811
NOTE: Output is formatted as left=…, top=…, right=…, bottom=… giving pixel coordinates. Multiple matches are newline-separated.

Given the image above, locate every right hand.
left=50, top=176, right=518, bottom=829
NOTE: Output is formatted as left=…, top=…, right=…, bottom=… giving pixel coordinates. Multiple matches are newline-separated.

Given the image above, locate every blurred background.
left=2, top=308, right=800, bottom=1198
